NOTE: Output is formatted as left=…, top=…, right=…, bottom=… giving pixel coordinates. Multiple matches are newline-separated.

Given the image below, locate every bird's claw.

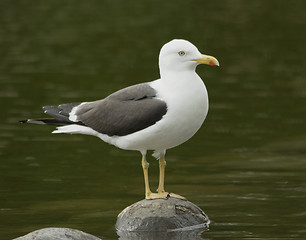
left=145, top=192, right=186, bottom=200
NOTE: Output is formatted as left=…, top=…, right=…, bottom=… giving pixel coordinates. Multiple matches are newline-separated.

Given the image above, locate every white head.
left=159, top=39, right=219, bottom=77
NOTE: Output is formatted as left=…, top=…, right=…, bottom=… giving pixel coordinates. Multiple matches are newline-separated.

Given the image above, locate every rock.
left=13, top=227, right=101, bottom=240
left=116, top=197, right=209, bottom=232
left=117, top=227, right=206, bottom=240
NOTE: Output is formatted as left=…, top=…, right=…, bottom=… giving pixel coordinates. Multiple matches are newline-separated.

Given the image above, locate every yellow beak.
left=193, top=54, right=220, bottom=66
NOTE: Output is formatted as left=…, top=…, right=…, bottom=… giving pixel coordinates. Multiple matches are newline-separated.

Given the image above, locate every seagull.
left=20, top=39, right=219, bottom=200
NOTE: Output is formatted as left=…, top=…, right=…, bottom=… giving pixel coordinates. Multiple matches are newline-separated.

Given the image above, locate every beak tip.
left=209, top=60, right=219, bottom=66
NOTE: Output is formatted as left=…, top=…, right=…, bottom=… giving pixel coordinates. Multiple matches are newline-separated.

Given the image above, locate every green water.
left=1, top=1, right=306, bottom=239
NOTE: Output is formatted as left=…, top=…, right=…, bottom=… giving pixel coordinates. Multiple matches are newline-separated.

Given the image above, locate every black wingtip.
left=19, top=119, right=28, bottom=124
left=19, top=119, right=47, bottom=125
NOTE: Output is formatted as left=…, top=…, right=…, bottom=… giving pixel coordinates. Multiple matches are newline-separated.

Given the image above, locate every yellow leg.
left=141, top=155, right=152, bottom=198
left=157, top=155, right=186, bottom=200
left=141, top=154, right=186, bottom=200
left=142, top=154, right=169, bottom=200
left=157, top=156, right=166, bottom=193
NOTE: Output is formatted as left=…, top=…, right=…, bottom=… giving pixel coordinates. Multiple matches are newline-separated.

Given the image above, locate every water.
left=1, top=0, right=306, bottom=239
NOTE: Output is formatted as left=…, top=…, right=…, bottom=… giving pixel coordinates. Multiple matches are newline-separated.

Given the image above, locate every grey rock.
left=117, top=228, right=206, bottom=240
left=14, top=227, right=101, bottom=240
left=116, top=197, right=209, bottom=233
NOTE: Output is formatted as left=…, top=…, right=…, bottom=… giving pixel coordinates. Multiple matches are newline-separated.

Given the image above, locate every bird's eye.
left=178, top=51, right=185, bottom=56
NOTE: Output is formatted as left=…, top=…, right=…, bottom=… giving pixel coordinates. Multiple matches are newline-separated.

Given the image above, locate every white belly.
left=111, top=74, right=209, bottom=152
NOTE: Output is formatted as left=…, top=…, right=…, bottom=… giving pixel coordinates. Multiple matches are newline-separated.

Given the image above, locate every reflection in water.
left=117, top=227, right=207, bottom=240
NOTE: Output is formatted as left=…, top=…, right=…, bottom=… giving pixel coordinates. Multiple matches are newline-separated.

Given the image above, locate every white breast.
left=111, top=72, right=208, bottom=152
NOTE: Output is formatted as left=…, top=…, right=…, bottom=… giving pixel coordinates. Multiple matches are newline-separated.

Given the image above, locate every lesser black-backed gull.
left=20, top=39, right=219, bottom=199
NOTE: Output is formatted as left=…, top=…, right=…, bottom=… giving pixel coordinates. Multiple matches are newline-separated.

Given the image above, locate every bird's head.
left=159, top=39, right=219, bottom=76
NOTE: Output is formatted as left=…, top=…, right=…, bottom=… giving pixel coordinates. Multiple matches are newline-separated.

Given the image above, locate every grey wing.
left=75, top=83, right=167, bottom=136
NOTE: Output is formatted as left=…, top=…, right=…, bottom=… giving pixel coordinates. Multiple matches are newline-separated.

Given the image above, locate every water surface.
left=1, top=1, right=306, bottom=239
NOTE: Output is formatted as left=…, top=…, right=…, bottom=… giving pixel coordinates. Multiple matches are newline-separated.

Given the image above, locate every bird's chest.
left=167, top=85, right=208, bottom=126
left=153, top=78, right=209, bottom=140
left=162, top=76, right=208, bottom=115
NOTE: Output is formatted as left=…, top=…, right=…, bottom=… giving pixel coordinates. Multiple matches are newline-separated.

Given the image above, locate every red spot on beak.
left=209, top=61, right=215, bottom=66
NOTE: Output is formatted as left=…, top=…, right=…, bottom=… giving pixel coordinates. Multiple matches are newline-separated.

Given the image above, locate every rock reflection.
left=117, top=227, right=208, bottom=240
